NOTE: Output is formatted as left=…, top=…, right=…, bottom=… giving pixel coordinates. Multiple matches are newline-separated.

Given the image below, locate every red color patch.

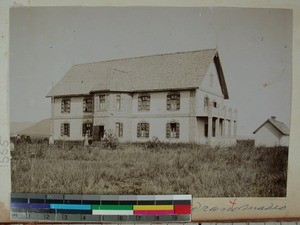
left=174, top=205, right=191, bottom=214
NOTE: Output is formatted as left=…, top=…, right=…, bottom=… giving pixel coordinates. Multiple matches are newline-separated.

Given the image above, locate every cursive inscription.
left=192, top=201, right=286, bottom=212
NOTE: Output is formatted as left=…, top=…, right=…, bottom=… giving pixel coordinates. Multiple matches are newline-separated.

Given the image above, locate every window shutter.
left=146, top=96, right=150, bottom=111
left=120, top=123, right=123, bottom=137
left=83, top=99, right=86, bottom=112
left=137, top=123, right=141, bottom=137
left=166, top=93, right=171, bottom=110
left=91, top=99, right=94, bottom=112
left=138, top=96, right=142, bottom=111
left=176, top=94, right=180, bottom=110
left=60, top=123, right=64, bottom=136
left=115, top=123, right=118, bottom=136
left=66, top=124, right=70, bottom=137
left=82, top=123, right=85, bottom=136
left=61, top=100, right=64, bottom=113
left=176, top=123, right=180, bottom=138
left=166, top=123, right=170, bottom=138
left=146, top=123, right=149, bottom=138
left=105, top=93, right=109, bottom=110
left=67, top=100, right=70, bottom=113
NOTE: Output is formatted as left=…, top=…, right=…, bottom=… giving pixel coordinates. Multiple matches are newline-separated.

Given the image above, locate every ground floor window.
left=137, top=122, right=149, bottom=138
left=82, top=122, right=93, bottom=137
left=220, top=119, right=223, bottom=137
left=204, top=119, right=216, bottom=137
left=60, top=123, right=70, bottom=137
left=116, top=122, right=123, bottom=137
left=166, top=122, right=180, bottom=138
left=212, top=118, right=216, bottom=137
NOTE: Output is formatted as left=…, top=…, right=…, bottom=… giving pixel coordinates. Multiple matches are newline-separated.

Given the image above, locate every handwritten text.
left=192, top=202, right=286, bottom=212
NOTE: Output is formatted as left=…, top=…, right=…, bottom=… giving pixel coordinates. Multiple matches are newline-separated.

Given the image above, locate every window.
left=82, top=122, right=93, bottom=137
left=167, top=92, right=180, bottom=110
left=204, top=96, right=209, bottom=111
left=213, top=101, right=217, bottom=108
left=115, top=122, right=123, bottom=137
left=60, top=123, right=70, bottom=137
left=96, top=94, right=106, bottom=110
left=137, top=122, right=149, bottom=138
left=61, top=98, right=71, bottom=113
left=166, top=122, right=180, bottom=138
left=116, top=95, right=121, bottom=110
left=83, top=97, right=93, bottom=112
left=220, top=119, right=223, bottom=137
left=212, top=118, right=216, bottom=137
left=204, top=119, right=216, bottom=137
left=138, top=94, right=150, bottom=111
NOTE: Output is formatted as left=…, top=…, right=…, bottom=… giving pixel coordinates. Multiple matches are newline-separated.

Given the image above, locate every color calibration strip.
left=10, top=193, right=192, bottom=222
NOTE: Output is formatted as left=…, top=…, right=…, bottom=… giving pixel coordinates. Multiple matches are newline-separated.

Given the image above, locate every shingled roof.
left=253, top=117, right=290, bottom=135
left=47, top=49, right=228, bottom=98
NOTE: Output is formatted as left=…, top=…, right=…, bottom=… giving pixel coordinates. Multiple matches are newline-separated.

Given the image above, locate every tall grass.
left=11, top=141, right=288, bottom=197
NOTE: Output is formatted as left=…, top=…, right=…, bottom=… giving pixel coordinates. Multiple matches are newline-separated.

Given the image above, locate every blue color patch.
left=10, top=203, right=50, bottom=209
left=50, top=204, right=91, bottom=210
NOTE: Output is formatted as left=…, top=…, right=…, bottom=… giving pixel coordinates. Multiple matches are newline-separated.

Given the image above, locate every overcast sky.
left=9, top=7, right=292, bottom=137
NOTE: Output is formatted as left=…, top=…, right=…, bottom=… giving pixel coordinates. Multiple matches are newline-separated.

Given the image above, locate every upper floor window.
left=60, top=123, right=70, bottom=137
left=204, top=96, right=209, bottom=112
left=116, top=95, right=121, bottom=110
left=166, top=122, right=180, bottom=138
left=213, top=101, right=217, bottom=108
left=83, top=97, right=93, bottom=112
left=137, top=122, right=149, bottom=138
left=82, top=122, right=93, bottom=137
left=99, top=95, right=106, bottom=110
left=97, top=94, right=106, bottom=110
left=167, top=92, right=180, bottom=111
left=115, top=122, right=123, bottom=137
left=138, top=93, right=150, bottom=111
left=61, top=98, right=71, bottom=113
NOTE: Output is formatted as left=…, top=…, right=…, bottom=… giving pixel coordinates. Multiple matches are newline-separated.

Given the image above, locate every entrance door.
left=99, top=126, right=105, bottom=140
left=93, top=125, right=105, bottom=141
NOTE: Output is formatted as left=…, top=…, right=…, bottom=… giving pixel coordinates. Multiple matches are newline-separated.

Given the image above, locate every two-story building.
left=47, top=49, right=237, bottom=145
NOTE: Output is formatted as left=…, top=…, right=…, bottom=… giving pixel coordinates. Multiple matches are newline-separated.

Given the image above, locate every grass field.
left=11, top=141, right=288, bottom=197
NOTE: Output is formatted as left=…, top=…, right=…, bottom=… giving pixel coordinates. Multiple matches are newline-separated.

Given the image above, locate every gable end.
left=213, top=52, right=229, bottom=99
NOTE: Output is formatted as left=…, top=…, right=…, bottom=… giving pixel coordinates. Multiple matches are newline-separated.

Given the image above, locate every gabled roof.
left=47, top=49, right=229, bottom=98
left=18, top=119, right=51, bottom=137
left=253, top=117, right=290, bottom=135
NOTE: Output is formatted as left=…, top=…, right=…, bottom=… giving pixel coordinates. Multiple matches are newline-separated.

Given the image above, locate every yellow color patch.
left=133, top=205, right=173, bottom=210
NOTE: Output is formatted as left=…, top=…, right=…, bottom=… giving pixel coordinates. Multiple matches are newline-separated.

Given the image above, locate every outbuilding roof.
left=47, top=49, right=228, bottom=98
left=253, top=117, right=290, bottom=135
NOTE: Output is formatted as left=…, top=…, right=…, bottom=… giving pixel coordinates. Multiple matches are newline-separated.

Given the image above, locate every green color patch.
left=92, top=205, right=133, bottom=210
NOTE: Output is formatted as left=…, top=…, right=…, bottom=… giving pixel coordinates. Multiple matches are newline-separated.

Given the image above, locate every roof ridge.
left=72, top=49, right=217, bottom=67
left=46, top=48, right=223, bottom=97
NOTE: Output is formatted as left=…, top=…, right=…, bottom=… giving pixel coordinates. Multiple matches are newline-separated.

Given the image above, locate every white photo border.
left=0, top=0, right=299, bottom=222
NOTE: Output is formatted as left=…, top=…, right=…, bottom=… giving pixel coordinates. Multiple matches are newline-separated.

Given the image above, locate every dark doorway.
left=93, top=125, right=105, bottom=141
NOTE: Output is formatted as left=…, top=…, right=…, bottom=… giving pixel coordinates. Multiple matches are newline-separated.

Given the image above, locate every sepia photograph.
left=9, top=6, right=292, bottom=198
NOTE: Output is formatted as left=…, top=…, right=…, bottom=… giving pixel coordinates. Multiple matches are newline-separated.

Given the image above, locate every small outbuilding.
left=253, top=116, right=289, bottom=147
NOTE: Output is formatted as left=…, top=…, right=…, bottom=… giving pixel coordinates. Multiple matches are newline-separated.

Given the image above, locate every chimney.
left=271, top=116, right=276, bottom=120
